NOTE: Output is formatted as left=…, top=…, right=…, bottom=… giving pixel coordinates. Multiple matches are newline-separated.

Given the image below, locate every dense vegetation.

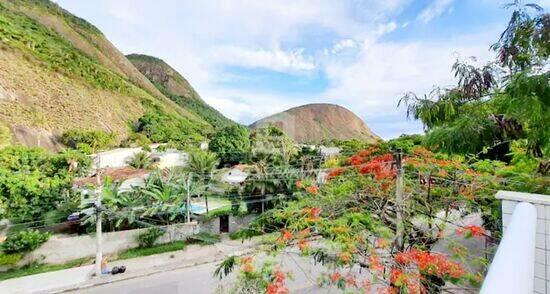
left=133, top=103, right=206, bottom=145
left=399, top=2, right=549, bottom=163
left=0, top=147, right=90, bottom=222
left=0, top=3, right=150, bottom=100
left=209, top=125, right=251, bottom=164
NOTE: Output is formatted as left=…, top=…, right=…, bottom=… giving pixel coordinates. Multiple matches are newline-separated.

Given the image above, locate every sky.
left=53, top=0, right=549, bottom=139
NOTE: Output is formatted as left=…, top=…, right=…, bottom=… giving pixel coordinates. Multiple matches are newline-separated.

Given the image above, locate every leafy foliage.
left=209, top=125, right=251, bottom=165
left=61, top=129, right=115, bottom=153
left=185, top=232, right=221, bottom=245
left=127, top=151, right=154, bottom=169
left=134, top=103, right=205, bottom=144
left=136, top=227, right=165, bottom=248
left=0, top=146, right=90, bottom=221
left=398, top=5, right=549, bottom=159
left=0, top=253, right=23, bottom=266
left=1, top=230, right=50, bottom=254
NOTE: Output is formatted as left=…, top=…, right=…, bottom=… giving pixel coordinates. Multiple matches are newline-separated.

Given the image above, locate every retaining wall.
left=2, top=214, right=256, bottom=269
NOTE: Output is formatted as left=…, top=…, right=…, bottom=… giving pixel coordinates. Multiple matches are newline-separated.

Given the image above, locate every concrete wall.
left=2, top=214, right=256, bottom=270
left=496, top=191, right=550, bottom=294
left=25, top=223, right=198, bottom=265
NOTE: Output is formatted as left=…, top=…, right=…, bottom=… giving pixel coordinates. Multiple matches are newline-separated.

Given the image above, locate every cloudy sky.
left=53, top=0, right=548, bottom=139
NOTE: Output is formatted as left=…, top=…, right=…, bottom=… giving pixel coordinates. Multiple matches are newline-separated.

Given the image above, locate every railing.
left=481, top=198, right=537, bottom=293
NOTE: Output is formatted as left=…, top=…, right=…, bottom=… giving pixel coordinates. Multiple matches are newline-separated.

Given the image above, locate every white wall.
left=496, top=191, right=550, bottom=294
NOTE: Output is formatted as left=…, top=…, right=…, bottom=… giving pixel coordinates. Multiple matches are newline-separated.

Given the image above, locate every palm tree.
left=127, top=151, right=154, bottom=169
left=186, top=150, right=219, bottom=213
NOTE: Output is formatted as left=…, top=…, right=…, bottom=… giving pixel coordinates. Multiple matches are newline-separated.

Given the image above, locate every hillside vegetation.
left=0, top=0, right=212, bottom=148
left=127, top=54, right=236, bottom=129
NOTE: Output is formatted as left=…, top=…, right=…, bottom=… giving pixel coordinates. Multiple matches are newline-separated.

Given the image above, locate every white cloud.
left=376, top=21, right=398, bottom=36
left=320, top=30, right=498, bottom=136
left=417, top=0, right=455, bottom=24
left=212, top=46, right=316, bottom=73
left=53, top=0, right=506, bottom=138
left=327, top=39, right=358, bottom=55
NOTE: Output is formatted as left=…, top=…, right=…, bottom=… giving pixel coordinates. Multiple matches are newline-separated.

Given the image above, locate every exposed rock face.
left=0, top=0, right=217, bottom=150
left=250, top=103, right=380, bottom=144
left=128, top=54, right=236, bottom=128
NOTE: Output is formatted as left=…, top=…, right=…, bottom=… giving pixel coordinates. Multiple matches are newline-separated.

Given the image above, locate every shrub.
left=127, top=151, right=154, bottom=169
left=136, top=227, right=165, bottom=248
left=61, top=130, right=115, bottom=152
left=0, top=253, right=23, bottom=266
left=2, top=230, right=51, bottom=254
left=185, top=232, right=220, bottom=245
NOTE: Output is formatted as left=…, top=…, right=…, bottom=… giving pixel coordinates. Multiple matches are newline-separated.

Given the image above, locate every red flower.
left=281, top=230, right=293, bottom=241
left=327, top=168, right=344, bottom=180
left=394, top=249, right=466, bottom=279
left=456, top=225, right=485, bottom=238
left=347, top=155, right=364, bottom=166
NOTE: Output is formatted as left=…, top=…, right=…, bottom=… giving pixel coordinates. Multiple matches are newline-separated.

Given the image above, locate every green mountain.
left=0, top=0, right=220, bottom=149
left=127, top=54, right=236, bottom=129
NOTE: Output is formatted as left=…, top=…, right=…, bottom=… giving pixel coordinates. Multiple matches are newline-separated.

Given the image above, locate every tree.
left=398, top=4, right=549, bottom=159
left=209, top=125, right=251, bottom=165
left=186, top=149, right=219, bottom=212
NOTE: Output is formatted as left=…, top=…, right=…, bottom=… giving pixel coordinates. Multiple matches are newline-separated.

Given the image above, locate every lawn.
left=0, top=257, right=91, bottom=281
left=116, top=241, right=186, bottom=260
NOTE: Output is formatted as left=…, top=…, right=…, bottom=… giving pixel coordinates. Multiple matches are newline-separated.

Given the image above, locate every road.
left=68, top=253, right=337, bottom=294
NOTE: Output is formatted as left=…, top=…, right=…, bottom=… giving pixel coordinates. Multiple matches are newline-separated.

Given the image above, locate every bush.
left=0, top=253, right=23, bottom=266
left=61, top=130, right=115, bottom=152
left=136, top=227, right=165, bottom=248
left=2, top=230, right=50, bottom=254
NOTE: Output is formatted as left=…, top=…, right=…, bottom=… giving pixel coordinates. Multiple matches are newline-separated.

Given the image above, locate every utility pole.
left=94, top=156, right=103, bottom=277
left=186, top=174, right=191, bottom=223
left=394, top=151, right=405, bottom=251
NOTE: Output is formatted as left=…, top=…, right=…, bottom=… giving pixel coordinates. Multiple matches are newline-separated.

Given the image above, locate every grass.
left=116, top=241, right=186, bottom=260
left=0, top=257, right=91, bottom=281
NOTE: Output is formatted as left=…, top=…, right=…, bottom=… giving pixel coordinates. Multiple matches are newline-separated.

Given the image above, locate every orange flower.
left=375, top=238, right=388, bottom=248
left=339, top=251, right=352, bottom=264
left=241, top=256, right=255, bottom=273
left=295, top=180, right=304, bottom=188
left=298, top=239, right=310, bottom=251
left=330, top=271, right=342, bottom=283
left=306, top=185, right=319, bottom=194
left=369, top=255, right=384, bottom=272
left=281, top=229, right=293, bottom=241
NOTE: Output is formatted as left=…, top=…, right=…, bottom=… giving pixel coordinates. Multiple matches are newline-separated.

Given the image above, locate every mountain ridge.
left=0, top=0, right=220, bottom=149
left=250, top=103, right=380, bottom=144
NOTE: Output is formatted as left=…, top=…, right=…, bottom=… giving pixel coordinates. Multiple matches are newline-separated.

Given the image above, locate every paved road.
left=69, top=253, right=336, bottom=294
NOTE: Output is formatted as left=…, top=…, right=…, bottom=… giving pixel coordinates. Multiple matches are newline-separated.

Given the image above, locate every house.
left=221, top=165, right=250, bottom=184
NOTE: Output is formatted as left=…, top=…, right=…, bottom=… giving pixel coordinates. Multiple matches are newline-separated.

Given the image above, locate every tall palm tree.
left=186, top=150, right=219, bottom=213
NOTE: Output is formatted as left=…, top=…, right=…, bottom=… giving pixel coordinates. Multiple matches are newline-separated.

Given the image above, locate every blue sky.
left=53, top=0, right=549, bottom=139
